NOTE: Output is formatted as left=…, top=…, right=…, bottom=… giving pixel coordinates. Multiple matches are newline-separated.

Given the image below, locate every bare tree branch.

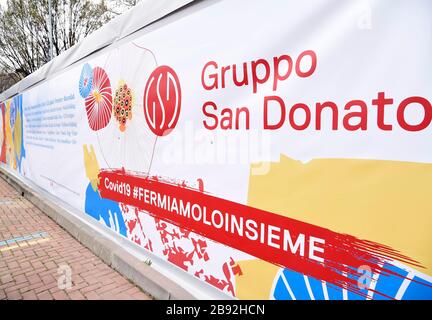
left=0, top=0, right=140, bottom=92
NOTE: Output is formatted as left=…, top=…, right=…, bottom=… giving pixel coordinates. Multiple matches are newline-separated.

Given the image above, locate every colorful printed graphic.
left=0, top=102, right=5, bottom=163
left=0, top=95, right=25, bottom=172
left=113, top=81, right=134, bottom=132
left=83, top=144, right=127, bottom=236
left=9, top=98, right=16, bottom=128
left=79, top=63, right=93, bottom=99
left=84, top=66, right=113, bottom=131
left=97, top=167, right=432, bottom=299
left=12, top=95, right=25, bottom=172
left=85, top=183, right=127, bottom=236
left=2, top=1, right=431, bottom=300
left=87, top=42, right=158, bottom=174
left=271, top=263, right=432, bottom=300
left=234, top=156, right=432, bottom=299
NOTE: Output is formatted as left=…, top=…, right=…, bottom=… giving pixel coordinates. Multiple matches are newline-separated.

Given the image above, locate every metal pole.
left=48, top=0, right=53, bottom=60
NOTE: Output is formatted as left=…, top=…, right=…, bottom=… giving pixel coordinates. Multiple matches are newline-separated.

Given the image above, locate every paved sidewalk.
left=0, top=176, right=152, bottom=300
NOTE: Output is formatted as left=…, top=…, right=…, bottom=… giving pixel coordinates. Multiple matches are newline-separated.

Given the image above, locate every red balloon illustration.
left=143, top=65, right=181, bottom=136
left=85, top=67, right=113, bottom=131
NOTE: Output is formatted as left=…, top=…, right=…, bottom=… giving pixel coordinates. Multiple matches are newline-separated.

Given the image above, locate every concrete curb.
left=0, top=167, right=196, bottom=300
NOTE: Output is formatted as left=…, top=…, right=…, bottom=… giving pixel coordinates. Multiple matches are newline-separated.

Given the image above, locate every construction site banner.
left=1, top=0, right=431, bottom=299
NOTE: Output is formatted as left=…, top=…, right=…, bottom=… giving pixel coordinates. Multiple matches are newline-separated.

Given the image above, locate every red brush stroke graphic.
left=98, top=169, right=425, bottom=297
left=194, top=258, right=242, bottom=295
left=121, top=204, right=153, bottom=252
left=120, top=182, right=238, bottom=295
left=154, top=216, right=238, bottom=294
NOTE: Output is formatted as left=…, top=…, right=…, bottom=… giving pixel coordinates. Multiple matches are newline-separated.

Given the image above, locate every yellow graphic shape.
left=234, top=259, right=279, bottom=300
left=253, top=155, right=432, bottom=271
left=236, top=155, right=432, bottom=299
left=83, top=144, right=100, bottom=191
left=13, top=107, right=22, bottom=161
